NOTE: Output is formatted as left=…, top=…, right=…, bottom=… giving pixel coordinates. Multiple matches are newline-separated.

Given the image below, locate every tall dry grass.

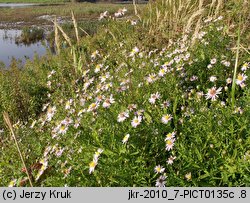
left=142, top=0, right=224, bottom=41
left=3, top=112, right=33, bottom=187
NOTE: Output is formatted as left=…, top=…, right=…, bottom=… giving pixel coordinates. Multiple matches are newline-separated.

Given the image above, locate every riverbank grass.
left=0, top=0, right=250, bottom=187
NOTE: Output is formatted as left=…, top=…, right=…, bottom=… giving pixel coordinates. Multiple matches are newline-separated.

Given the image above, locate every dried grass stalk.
left=71, top=11, right=80, bottom=44
left=3, top=112, right=33, bottom=187
left=54, top=18, right=60, bottom=54
left=56, top=23, right=72, bottom=47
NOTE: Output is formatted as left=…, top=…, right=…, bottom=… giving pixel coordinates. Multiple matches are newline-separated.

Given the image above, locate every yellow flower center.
left=89, top=161, right=97, bottom=168
left=166, top=140, right=172, bottom=145
left=164, top=115, right=170, bottom=120
left=237, top=74, right=243, bottom=81
left=166, top=133, right=172, bottom=138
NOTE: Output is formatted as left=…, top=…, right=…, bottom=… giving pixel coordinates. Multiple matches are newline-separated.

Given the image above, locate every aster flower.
left=103, top=95, right=115, bottom=108
left=117, top=111, right=129, bottom=122
left=58, top=124, right=68, bottom=135
left=190, top=75, right=198, bottom=81
left=166, top=139, right=175, bottom=151
left=8, top=179, right=17, bottom=187
left=89, top=160, right=97, bottom=174
left=43, top=146, right=52, bottom=157
left=146, top=73, right=157, bottom=83
left=185, top=172, right=192, bottom=181
left=91, top=50, right=99, bottom=59
left=226, top=78, right=232, bottom=84
left=221, top=60, right=230, bottom=67
left=165, top=131, right=176, bottom=140
left=161, top=100, right=170, bottom=108
left=155, top=175, right=167, bottom=187
left=131, top=20, right=137, bottom=26
left=154, top=165, right=165, bottom=174
left=129, top=47, right=139, bottom=57
left=131, top=116, right=142, bottom=128
left=241, top=62, right=249, bottom=71
left=196, top=91, right=204, bottom=99
left=122, top=8, right=127, bottom=13
left=210, top=58, right=217, bottom=64
left=205, top=87, right=222, bottom=101
left=209, top=76, right=217, bottom=82
left=65, top=99, right=73, bottom=110
left=63, top=166, right=72, bottom=178
left=61, top=117, right=73, bottom=126
left=122, top=134, right=130, bottom=144
left=149, top=92, right=161, bottom=104
left=46, top=106, right=56, bottom=121
left=158, top=68, right=166, bottom=77
left=94, top=148, right=104, bottom=160
left=95, top=95, right=105, bottom=103
left=207, top=64, right=213, bottom=69
left=167, top=156, right=176, bottom=165
left=55, top=147, right=64, bottom=157
left=127, top=104, right=137, bottom=112
left=87, top=102, right=99, bottom=112
left=236, top=73, right=247, bottom=86
left=99, top=11, right=108, bottom=20
left=89, top=149, right=103, bottom=174
left=161, top=114, right=173, bottom=124
left=35, top=159, right=48, bottom=181
left=95, top=64, right=103, bottom=73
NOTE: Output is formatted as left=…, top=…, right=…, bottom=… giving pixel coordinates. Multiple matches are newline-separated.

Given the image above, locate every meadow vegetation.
left=0, top=0, right=66, bottom=3
left=0, top=2, right=136, bottom=26
left=0, top=0, right=250, bottom=187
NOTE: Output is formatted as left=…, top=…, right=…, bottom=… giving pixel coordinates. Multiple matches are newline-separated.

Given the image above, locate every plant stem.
left=231, top=17, right=241, bottom=107
left=3, top=112, right=33, bottom=187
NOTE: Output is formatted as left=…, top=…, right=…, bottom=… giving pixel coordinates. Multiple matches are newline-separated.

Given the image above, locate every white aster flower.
left=236, top=73, right=247, bottom=85
left=117, top=111, right=129, bottom=122
left=155, top=175, right=167, bottom=187
left=149, top=92, right=161, bottom=104
left=210, top=58, right=217, bottom=64
left=122, top=134, right=130, bottom=144
left=161, top=114, right=173, bottom=124
left=131, top=116, right=142, bottom=128
left=154, top=165, right=165, bottom=174
left=87, top=102, right=99, bottom=112
left=103, top=95, right=115, bottom=108
left=166, top=139, right=175, bottom=151
left=165, top=132, right=176, bottom=141
left=129, top=47, right=139, bottom=57
left=46, top=106, right=56, bottom=121
left=89, top=159, right=97, bottom=174
left=209, top=76, right=217, bottom=82
left=167, top=156, right=176, bottom=165
left=226, top=78, right=232, bottom=84
left=205, top=87, right=222, bottom=101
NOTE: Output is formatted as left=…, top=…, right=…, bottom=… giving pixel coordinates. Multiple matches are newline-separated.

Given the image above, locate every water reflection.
left=0, top=29, right=48, bottom=67
left=0, top=3, right=35, bottom=8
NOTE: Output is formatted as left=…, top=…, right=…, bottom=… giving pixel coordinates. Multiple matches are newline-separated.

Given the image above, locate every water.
left=0, top=3, right=35, bottom=8
left=0, top=29, right=48, bottom=67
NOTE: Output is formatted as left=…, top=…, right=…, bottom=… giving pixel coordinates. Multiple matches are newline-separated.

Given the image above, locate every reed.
left=54, top=18, right=61, bottom=54
left=55, top=22, right=72, bottom=47
left=71, top=11, right=80, bottom=45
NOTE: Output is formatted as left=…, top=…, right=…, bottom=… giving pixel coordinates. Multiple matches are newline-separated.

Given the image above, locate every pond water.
left=0, top=29, right=48, bottom=67
left=0, top=3, right=35, bottom=8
